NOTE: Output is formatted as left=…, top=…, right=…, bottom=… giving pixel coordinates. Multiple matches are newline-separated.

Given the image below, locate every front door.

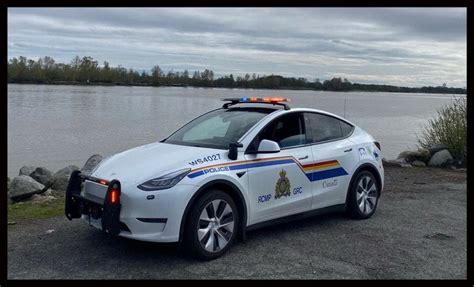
left=245, top=112, right=313, bottom=225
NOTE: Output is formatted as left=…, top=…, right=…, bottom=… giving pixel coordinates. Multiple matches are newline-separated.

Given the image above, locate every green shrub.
left=418, top=96, right=467, bottom=164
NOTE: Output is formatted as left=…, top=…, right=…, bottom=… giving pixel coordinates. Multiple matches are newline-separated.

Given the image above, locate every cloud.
left=7, top=7, right=466, bottom=87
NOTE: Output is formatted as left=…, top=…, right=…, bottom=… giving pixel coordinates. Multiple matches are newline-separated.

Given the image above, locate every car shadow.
left=81, top=211, right=350, bottom=262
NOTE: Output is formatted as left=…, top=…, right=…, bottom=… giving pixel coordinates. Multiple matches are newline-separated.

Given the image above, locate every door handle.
left=344, top=148, right=353, bottom=153
left=298, top=155, right=309, bottom=160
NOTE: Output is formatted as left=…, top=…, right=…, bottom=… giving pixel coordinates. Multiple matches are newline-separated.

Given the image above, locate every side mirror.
left=257, top=139, right=280, bottom=153
left=228, top=142, right=243, bottom=160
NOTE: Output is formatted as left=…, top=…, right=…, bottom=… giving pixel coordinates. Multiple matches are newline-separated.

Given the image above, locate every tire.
left=184, top=190, right=239, bottom=260
left=347, top=170, right=380, bottom=219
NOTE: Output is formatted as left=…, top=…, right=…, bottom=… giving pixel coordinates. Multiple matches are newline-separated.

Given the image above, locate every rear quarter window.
left=340, top=120, right=354, bottom=137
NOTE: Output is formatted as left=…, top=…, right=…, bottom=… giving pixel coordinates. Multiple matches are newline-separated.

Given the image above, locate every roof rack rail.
left=222, top=97, right=291, bottom=110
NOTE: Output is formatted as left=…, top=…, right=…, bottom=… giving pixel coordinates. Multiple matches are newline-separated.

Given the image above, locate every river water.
left=7, top=84, right=462, bottom=177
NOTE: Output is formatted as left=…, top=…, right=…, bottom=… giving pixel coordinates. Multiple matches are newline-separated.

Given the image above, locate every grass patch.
left=8, top=192, right=65, bottom=223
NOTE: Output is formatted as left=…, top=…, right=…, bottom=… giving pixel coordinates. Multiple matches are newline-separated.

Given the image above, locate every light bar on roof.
left=222, top=97, right=291, bottom=110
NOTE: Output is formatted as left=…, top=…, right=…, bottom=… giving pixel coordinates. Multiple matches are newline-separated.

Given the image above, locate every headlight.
left=137, top=168, right=191, bottom=191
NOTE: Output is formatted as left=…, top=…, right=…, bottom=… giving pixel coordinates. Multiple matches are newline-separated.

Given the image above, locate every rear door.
left=303, top=112, right=359, bottom=209
left=245, top=112, right=314, bottom=225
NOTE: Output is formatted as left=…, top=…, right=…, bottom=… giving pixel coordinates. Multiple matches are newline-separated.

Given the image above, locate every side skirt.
left=245, top=204, right=346, bottom=232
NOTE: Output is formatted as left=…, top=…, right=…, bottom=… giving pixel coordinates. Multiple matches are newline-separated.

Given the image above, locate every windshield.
left=163, top=108, right=274, bottom=149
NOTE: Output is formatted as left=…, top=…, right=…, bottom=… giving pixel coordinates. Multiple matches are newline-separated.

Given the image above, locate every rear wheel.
left=184, top=190, right=238, bottom=260
left=347, top=170, right=379, bottom=219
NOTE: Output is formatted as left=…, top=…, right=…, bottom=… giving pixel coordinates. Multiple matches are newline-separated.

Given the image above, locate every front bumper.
left=65, top=170, right=198, bottom=243
left=65, top=170, right=122, bottom=235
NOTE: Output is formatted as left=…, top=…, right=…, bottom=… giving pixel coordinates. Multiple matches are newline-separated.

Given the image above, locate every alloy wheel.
left=356, top=175, right=378, bottom=215
left=197, top=199, right=235, bottom=253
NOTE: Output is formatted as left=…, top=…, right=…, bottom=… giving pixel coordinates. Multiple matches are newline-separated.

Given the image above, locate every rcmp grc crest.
left=275, top=169, right=291, bottom=199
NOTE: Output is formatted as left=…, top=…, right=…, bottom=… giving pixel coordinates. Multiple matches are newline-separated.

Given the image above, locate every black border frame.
left=2, top=0, right=471, bottom=284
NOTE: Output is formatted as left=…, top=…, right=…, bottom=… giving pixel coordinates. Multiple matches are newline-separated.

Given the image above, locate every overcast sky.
left=8, top=8, right=466, bottom=87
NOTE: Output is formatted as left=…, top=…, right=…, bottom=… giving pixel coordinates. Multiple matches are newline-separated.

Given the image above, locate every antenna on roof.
left=343, top=96, right=347, bottom=118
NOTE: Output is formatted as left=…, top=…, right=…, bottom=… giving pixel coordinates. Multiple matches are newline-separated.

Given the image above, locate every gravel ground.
left=7, top=166, right=466, bottom=279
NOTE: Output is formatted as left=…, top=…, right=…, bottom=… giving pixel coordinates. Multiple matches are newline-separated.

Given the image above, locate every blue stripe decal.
left=308, top=167, right=348, bottom=182
left=188, top=170, right=205, bottom=178
left=228, top=159, right=294, bottom=171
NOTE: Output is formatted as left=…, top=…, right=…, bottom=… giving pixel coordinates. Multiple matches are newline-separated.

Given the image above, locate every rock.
left=445, top=159, right=464, bottom=169
left=382, top=158, right=409, bottom=167
left=428, top=144, right=449, bottom=156
left=396, top=151, right=409, bottom=159
left=397, top=148, right=430, bottom=163
left=9, top=175, right=45, bottom=198
left=19, top=166, right=36, bottom=176
left=428, top=149, right=453, bottom=167
left=412, top=160, right=426, bottom=167
left=30, top=194, right=57, bottom=204
left=30, top=167, right=54, bottom=185
left=52, top=165, right=80, bottom=191
left=81, top=154, right=103, bottom=175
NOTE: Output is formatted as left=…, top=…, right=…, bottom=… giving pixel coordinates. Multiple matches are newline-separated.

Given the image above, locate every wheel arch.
left=179, top=179, right=248, bottom=243
left=345, top=163, right=383, bottom=205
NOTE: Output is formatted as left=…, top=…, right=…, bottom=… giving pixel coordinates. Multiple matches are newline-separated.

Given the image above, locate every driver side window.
left=249, top=112, right=307, bottom=151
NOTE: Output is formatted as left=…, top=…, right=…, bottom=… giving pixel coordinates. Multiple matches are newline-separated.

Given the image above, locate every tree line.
left=7, top=56, right=466, bottom=94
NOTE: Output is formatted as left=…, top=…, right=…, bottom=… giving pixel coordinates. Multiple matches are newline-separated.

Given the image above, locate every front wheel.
left=184, top=190, right=238, bottom=260
left=347, top=170, right=379, bottom=219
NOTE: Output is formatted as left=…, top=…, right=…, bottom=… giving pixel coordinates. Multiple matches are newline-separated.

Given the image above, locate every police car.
left=65, top=97, right=384, bottom=260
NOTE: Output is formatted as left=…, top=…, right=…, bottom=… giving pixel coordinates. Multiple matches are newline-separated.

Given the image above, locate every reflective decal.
left=258, top=194, right=272, bottom=203
left=274, top=169, right=291, bottom=199
left=292, top=186, right=303, bottom=195
left=187, top=156, right=348, bottom=182
left=188, top=153, right=221, bottom=166
left=322, top=179, right=338, bottom=188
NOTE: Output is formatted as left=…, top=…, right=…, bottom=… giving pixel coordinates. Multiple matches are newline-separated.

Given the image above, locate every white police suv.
left=66, top=97, right=384, bottom=260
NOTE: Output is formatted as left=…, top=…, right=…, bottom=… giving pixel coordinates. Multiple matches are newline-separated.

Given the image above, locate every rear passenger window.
left=305, top=113, right=353, bottom=143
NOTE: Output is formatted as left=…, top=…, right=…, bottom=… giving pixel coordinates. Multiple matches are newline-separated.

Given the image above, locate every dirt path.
left=7, top=166, right=466, bottom=279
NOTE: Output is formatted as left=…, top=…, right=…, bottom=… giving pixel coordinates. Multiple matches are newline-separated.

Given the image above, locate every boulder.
left=397, top=148, right=430, bottom=163
left=412, top=160, right=426, bottom=167
left=52, top=165, right=80, bottom=191
left=9, top=175, right=45, bottom=198
left=30, top=167, right=54, bottom=185
left=428, top=150, right=453, bottom=167
left=81, top=154, right=103, bottom=175
left=19, top=166, right=36, bottom=176
left=428, top=144, right=449, bottom=156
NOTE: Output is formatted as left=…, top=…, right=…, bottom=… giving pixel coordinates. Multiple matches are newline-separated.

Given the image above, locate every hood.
left=92, top=142, right=223, bottom=185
